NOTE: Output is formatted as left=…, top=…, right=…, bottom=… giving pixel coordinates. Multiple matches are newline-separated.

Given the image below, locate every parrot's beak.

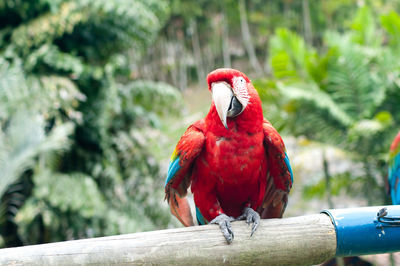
left=212, top=82, right=243, bottom=129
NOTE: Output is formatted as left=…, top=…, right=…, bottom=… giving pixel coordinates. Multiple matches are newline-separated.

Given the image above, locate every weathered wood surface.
left=0, top=214, right=336, bottom=265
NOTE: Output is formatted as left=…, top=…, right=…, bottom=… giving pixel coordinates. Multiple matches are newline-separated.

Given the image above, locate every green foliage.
left=0, top=0, right=180, bottom=247
left=351, top=6, right=381, bottom=46
left=6, top=0, right=169, bottom=59
left=34, top=171, right=106, bottom=218
left=264, top=6, right=400, bottom=205
left=0, top=60, right=76, bottom=197
left=121, top=80, right=183, bottom=117
left=0, top=114, right=73, bottom=197
left=303, top=172, right=367, bottom=200
left=381, top=11, right=400, bottom=49
left=326, top=46, right=384, bottom=119
left=269, top=28, right=316, bottom=81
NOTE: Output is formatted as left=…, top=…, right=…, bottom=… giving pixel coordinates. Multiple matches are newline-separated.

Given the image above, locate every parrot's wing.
left=259, top=119, right=293, bottom=219
left=165, top=120, right=206, bottom=226
left=389, top=132, right=400, bottom=205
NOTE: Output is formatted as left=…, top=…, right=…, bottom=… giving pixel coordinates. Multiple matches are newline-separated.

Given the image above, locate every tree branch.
left=0, top=214, right=336, bottom=265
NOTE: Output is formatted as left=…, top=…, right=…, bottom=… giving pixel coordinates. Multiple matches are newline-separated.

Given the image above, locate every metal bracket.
left=376, top=207, right=400, bottom=228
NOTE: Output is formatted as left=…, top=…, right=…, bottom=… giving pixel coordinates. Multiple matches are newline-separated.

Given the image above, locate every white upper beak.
left=212, top=82, right=233, bottom=129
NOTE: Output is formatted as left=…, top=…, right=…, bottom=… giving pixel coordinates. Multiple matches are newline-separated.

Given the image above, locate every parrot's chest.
left=191, top=130, right=267, bottom=216
left=200, top=130, right=266, bottom=185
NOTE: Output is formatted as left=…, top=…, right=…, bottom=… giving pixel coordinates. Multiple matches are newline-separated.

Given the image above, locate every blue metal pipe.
left=322, top=205, right=400, bottom=257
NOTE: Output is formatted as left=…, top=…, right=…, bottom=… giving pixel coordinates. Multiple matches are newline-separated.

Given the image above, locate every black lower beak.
left=227, top=96, right=243, bottom=117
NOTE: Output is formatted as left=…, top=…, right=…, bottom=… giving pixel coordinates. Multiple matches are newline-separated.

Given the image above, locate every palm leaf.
left=381, top=11, right=400, bottom=49
left=277, top=82, right=353, bottom=126
left=0, top=113, right=73, bottom=197
left=269, top=28, right=316, bottom=82
left=326, top=44, right=385, bottom=119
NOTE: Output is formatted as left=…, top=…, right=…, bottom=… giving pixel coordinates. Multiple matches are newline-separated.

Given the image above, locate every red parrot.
left=165, top=68, right=293, bottom=243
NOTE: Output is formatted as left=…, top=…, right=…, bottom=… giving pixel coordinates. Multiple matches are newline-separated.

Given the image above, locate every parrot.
left=164, top=68, right=293, bottom=244
left=389, top=131, right=400, bottom=204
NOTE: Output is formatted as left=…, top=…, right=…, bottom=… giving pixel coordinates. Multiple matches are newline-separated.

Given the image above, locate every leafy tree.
left=258, top=6, right=400, bottom=205
left=0, top=0, right=181, bottom=247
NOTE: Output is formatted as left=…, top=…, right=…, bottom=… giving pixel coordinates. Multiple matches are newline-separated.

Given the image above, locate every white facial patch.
left=232, top=76, right=250, bottom=107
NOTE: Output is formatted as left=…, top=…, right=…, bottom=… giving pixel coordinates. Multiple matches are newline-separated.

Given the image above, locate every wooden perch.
left=0, top=214, right=336, bottom=265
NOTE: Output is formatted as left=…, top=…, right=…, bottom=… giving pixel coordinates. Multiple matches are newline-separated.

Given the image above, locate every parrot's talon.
left=211, top=213, right=235, bottom=244
left=236, top=207, right=260, bottom=237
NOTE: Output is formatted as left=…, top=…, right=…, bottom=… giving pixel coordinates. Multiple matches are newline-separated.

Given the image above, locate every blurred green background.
left=1, top=1, right=400, bottom=262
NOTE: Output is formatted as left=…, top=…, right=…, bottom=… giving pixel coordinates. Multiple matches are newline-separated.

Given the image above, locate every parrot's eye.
left=239, top=77, right=245, bottom=83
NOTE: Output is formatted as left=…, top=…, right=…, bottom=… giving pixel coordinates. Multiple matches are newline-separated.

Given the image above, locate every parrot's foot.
left=210, top=213, right=235, bottom=244
left=236, top=207, right=260, bottom=236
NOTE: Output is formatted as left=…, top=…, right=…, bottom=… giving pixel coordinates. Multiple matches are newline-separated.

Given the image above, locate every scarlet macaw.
left=165, top=68, right=293, bottom=243
left=389, top=131, right=400, bottom=204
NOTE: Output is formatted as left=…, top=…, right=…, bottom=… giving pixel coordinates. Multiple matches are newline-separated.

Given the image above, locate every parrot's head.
left=207, top=68, right=254, bottom=129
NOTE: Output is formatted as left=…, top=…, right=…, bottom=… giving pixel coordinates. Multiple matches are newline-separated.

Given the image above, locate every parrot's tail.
left=168, top=190, right=194, bottom=227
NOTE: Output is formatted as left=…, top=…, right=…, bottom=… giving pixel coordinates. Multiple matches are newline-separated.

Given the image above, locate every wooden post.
left=0, top=214, right=336, bottom=265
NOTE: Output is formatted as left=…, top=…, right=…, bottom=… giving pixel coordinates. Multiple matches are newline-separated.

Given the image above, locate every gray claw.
left=236, top=207, right=260, bottom=236
left=210, top=213, right=235, bottom=244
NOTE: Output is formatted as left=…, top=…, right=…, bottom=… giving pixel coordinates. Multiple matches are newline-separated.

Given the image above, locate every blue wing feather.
left=195, top=206, right=207, bottom=225
left=165, top=157, right=181, bottom=187
left=389, top=153, right=400, bottom=205
left=284, top=151, right=293, bottom=184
